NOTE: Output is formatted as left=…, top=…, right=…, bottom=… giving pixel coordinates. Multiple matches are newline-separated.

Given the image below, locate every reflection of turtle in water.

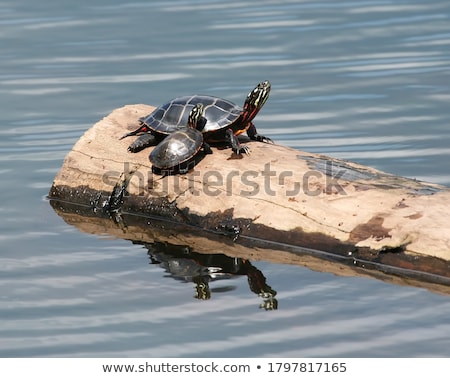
left=145, top=241, right=277, bottom=310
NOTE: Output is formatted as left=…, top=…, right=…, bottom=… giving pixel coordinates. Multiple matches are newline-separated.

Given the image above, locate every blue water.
left=1, top=0, right=450, bottom=357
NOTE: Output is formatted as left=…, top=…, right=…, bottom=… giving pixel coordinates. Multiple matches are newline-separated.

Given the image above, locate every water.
left=1, top=0, right=450, bottom=357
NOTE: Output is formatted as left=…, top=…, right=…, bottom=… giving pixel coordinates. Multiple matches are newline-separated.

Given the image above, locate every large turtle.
left=120, top=80, right=271, bottom=154
left=149, top=103, right=212, bottom=174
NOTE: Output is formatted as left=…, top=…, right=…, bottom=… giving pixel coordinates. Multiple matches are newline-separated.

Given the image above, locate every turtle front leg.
left=128, top=133, right=157, bottom=153
left=226, top=129, right=250, bottom=155
left=247, top=123, right=273, bottom=143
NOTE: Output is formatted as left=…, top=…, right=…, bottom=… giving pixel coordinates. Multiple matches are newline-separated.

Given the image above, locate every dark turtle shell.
left=121, top=95, right=240, bottom=152
left=122, top=81, right=271, bottom=154
left=142, top=95, right=241, bottom=135
left=149, top=127, right=204, bottom=171
left=143, top=81, right=271, bottom=145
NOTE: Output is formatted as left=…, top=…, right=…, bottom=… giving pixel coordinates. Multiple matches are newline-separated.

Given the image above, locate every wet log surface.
left=48, top=104, right=450, bottom=289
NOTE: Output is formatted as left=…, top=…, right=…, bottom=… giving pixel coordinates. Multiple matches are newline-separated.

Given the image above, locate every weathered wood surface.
left=49, top=104, right=450, bottom=265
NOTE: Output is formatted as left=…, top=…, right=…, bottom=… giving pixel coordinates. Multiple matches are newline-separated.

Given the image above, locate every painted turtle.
left=149, top=103, right=212, bottom=174
left=120, top=80, right=272, bottom=154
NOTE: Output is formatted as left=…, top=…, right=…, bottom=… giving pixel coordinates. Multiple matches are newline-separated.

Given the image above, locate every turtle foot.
left=253, top=134, right=273, bottom=144
left=127, top=144, right=146, bottom=153
left=232, top=145, right=251, bottom=155
left=203, top=142, right=213, bottom=155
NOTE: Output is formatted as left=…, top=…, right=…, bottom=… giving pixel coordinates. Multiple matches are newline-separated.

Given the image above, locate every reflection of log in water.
left=144, top=241, right=277, bottom=310
left=49, top=199, right=450, bottom=297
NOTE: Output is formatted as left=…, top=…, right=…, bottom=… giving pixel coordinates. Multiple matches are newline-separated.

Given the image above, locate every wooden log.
left=48, top=104, right=450, bottom=266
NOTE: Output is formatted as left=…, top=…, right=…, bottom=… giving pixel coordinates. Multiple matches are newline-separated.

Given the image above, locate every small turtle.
left=120, top=80, right=272, bottom=154
left=149, top=103, right=212, bottom=174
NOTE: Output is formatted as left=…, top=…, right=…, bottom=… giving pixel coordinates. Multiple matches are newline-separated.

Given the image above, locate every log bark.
left=48, top=104, right=450, bottom=276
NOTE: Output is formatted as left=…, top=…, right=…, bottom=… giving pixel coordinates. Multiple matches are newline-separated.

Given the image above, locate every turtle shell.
left=149, top=127, right=204, bottom=170
left=142, top=95, right=242, bottom=137
left=123, top=81, right=270, bottom=153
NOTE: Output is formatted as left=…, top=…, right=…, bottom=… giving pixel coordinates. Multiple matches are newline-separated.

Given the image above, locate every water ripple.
left=2, top=73, right=190, bottom=86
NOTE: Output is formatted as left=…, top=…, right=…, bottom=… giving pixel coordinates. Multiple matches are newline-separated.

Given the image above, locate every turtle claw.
left=254, top=134, right=273, bottom=144
left=240, top=145, right=251, bottom=155
left=232, top=145, right=250, bottom=156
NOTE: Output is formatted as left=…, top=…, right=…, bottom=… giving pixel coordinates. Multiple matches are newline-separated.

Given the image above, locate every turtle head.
left=242, top=80, right=271, bottom=122
left=188, top=103, right=205, bottom=130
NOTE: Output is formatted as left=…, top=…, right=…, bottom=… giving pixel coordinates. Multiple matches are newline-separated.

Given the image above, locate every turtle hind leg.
left=226, top=129, right=250, bottom=155
left=246, top=123, right=273, bottom=144
left=128, top=133, right=157, bottom=152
